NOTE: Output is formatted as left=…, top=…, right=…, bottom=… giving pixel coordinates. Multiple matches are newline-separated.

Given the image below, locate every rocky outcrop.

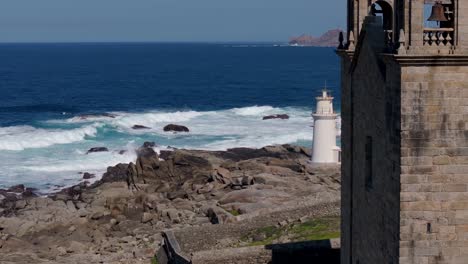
left=262, top=114, right=289, bottom=120
left=0, top=144, right=340, bottom=264
left=163, top=124, right=190, bottom=133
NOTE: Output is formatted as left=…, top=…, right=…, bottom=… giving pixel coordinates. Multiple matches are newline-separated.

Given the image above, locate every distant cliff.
left=289, top=29, right=343, bottom=47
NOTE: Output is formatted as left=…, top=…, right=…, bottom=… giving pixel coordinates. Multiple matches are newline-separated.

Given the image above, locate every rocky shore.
left=0, top=143, right=340, bottom=264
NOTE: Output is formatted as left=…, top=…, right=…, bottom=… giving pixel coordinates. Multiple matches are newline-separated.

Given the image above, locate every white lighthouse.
left=311, top=90, right=340, bottom=164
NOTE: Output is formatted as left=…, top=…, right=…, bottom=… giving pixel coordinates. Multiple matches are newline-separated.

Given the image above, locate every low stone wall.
left=158, top=229, right=341, bottom=264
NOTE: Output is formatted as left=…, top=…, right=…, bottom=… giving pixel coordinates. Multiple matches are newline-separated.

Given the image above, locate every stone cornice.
left=381, top=54, right=468, bottom=66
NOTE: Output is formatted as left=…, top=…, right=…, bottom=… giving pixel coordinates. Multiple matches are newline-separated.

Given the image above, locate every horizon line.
left=0, top=40, right=290, bottom=45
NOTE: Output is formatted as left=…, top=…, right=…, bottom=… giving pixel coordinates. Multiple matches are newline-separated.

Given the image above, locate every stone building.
left=337, top=0, right=468, bottom=263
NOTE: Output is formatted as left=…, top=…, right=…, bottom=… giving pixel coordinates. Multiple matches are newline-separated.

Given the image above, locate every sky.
left=0, top=0, right=345, bottom=43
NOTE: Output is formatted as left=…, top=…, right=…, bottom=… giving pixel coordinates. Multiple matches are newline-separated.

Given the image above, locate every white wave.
left=0, top=124, right=100, bottom=151
left=230, top=105, right=279, bottom=116
left=22, top=150, right=137, bottom=173
left=202, top=131, right=312, bottom=150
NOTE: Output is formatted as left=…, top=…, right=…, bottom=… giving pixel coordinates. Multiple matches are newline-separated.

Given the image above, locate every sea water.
left=0, top=43, right=340, bottom=192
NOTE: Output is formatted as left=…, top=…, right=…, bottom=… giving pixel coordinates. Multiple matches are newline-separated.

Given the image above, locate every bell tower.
left=338, top=0, right=468, bottom=264
left=395, top=0, right=459, bottom=54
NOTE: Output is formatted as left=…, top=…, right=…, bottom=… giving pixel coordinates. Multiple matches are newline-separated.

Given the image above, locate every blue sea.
left=0, top=43, right=340, bottom=192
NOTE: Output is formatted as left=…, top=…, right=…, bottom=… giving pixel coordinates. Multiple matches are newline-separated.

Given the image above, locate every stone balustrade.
left=423, top=28, right=454, bottom=46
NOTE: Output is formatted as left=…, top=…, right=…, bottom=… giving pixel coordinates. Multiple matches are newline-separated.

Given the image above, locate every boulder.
left=142, top=141, right=156, bottom=148
left=206, top=206, right=232, bottom=224
left=97, top=163, right=129, bottom=185
left=22, top=188, right=37, bottom=198
left=134, top=147, right=160, bottom=179
left=167, top=209, right=181, bottom=223
left=262, top=114, right=289, bottom=120
left=267, top=159, right=304, bottom=172
left=132, top=125, right=151, bottom=130
left=216, top=167, right=231, bottom=179
left=241, top=176, right=255, bottom=186
left=167, top=190, right=188, bottom=200
left=159, top=150, right=173, bottom=160
left=163, top=124, right=189, bottom=133
left=52, top=184, right=83, bottom=201
left=83, top=173, right=95, bottom=180
left=197, top=183, right=214, bottom=194
left=86, top=147, right=109, bottom=154
left=141, top=212, right=154, bottom=223
left=213, top=147, right=283, bottom=162
left=8, top=184, right=25, bottom=193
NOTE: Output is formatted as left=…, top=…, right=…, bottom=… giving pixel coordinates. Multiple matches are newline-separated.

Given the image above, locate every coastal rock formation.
left=0, top=144, right=340, bottom=263
left=86, top=147, right=109, bottom=154
left=289, top=29, right=343, bottom=47
left=262, top=114, right=290, bottom=120
left=163, top=124, right=190, bottom=133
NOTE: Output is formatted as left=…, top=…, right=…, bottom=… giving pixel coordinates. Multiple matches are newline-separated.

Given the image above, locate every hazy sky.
left=0, top=0, right=345, bottom=43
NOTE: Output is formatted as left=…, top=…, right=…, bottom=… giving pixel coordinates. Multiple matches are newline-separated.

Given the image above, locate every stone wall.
left=340, top=16, right=401, bottom=264
left=338, top=48, right=353, bottom=264
left=399, top=65, right=468, bottom=264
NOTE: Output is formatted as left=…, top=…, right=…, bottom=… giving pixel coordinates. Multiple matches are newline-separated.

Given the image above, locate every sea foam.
left=0, top=124, right=100, bottom=151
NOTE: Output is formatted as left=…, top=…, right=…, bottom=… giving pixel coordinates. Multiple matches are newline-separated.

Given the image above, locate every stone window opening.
left=370, top=1, right=394, bottom=46
left=423, top=0, right=455, bottom=46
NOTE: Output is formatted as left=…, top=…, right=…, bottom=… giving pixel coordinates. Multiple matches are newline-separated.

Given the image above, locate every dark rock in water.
left=262, top=114, right=290, bottom=120
left=118, top=150, right=127, bottom=155
left=132, top=125, right=151, bottom=130
left=86, top=147, right=109, bottom=154
left=163, top=124, right=189, bottom=133
left=8, top=184, right=25, bottom=193
left=142, top=141, right=156, bottom=148
left=83, top=173, right=95, bottom=180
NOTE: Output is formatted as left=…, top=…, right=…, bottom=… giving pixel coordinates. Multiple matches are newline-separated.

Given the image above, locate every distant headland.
left=289, top=29, right=343, bottom=47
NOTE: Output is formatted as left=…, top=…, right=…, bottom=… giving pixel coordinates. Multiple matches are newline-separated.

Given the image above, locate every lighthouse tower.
left=311, top=90, right=339, bottom=164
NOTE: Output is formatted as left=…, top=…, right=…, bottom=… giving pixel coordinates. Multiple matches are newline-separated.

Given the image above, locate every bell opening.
left=424, top=1, right=454, bottom=29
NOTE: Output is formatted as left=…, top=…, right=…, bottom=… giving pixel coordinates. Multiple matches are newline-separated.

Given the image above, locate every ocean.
left=0, top=43, right=340, bottom=192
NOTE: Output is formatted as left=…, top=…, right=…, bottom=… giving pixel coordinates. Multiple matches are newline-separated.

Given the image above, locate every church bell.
left=427, top=2, right=448, bottom=22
